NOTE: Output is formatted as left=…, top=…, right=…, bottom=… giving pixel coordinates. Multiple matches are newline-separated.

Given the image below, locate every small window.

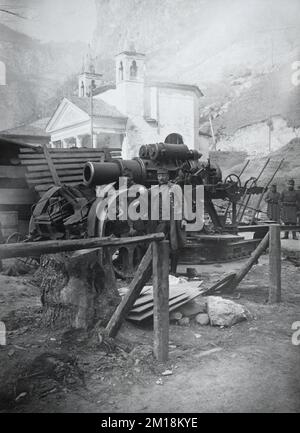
left=80, top=81, right=84, bottom=97
left=130, top=60, right=138, bottom=78
left=119, top=61, right=124, bottom=81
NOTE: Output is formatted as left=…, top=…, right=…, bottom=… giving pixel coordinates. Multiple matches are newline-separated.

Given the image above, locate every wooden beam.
left=0, top=232, right=165, bottom=259
left=0, top=188, right=36, bottom=205
left=106, top=244, right=153, bottom=337
left=269, top=225, right=281, bottom=303
left=238, top=225, right=300, bottom=232
left=20, top=157, right=102, bottom=165
left=43, top=144, right=61, bottom=186
left=199, top=272, right=236, bottom=296
left=152, top=240, right=169, bottom=362
left=228, top=231, right=270, bottom=292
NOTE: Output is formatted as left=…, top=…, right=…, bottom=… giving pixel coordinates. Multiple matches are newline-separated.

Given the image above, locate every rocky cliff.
left=92, top=0, right=300, bottom=153
left=0, top=23, right=86, bottom=131
left=1, top=0, right=300, bottom=152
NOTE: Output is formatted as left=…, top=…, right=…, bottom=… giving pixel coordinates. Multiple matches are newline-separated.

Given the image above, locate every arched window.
left=164, top=133, right=184, bottom=144
left=80, top=81, right=84, bottom=97
left=119, top=61, right=124, bottom=81
left=0, top=60, right=6, bottom=86
left=130, top=60, right=138, bottom=78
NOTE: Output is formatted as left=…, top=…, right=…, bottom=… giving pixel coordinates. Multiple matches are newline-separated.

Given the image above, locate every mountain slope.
left=0, top=23, right=86, bottom=131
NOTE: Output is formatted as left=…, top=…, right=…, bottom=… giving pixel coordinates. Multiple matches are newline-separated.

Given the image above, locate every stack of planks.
left=119, top=281, right=203, bottom=322
left=19, top=146, right=121, bottom=196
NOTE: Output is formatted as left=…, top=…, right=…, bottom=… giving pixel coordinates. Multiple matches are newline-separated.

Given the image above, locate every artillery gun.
left=28, top=143, right=262, bottom=277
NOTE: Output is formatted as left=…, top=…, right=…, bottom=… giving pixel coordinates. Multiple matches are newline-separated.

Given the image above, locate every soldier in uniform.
left=280, top=179, right=298, bottom=240
left=153, top=168, right=186, bottom=275
left=297, top=185, right=300, bottom=229
left=264, top=184, right=281, bottom=222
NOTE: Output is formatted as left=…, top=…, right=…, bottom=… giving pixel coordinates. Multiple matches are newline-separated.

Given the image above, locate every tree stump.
left=38, top=248, right=120, bottom=330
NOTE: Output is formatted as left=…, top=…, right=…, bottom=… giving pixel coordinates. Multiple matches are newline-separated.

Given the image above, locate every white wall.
left=217, top=116, right=300, bottom=155
left=98, top=83, right=201, bottom=158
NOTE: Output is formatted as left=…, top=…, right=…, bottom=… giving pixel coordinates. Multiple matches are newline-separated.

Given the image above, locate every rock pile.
left=171, top=296, right=250, bottom=328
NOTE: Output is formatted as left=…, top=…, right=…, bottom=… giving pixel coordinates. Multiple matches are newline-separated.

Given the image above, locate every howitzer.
left=83, top=142, right=222, bottom=189
left=28, top=143, right=258, bottom=278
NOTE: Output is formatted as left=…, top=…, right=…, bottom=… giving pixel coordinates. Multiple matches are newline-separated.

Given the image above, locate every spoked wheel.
left=110, top=242, right=146, bottom=280
left=225, top=174, right=242, bottom=190
left=95, top=186, right=151, bottom=280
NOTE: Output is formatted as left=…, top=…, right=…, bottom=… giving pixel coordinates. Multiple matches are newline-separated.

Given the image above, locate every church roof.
left=93, top=83, right=116, bottom=96
left=0, top=117, right=51, bottom=138
left=146, top=80, right=203, bottom=97
left=68, top=96, right=127, bottom=119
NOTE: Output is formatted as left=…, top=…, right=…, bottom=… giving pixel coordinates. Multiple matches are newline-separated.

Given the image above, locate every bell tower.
left=78, top=47, right=102, bottom=97
left=115, top=42, right=146, bottom=116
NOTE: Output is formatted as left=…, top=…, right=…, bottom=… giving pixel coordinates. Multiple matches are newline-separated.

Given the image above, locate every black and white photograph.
left=0, top=0, right=299, bottom=416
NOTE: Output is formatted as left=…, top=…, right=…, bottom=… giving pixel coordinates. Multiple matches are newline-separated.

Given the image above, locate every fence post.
left=152, top=240, right=169, bottom=362
left=269, top=224, right=281, bottom=303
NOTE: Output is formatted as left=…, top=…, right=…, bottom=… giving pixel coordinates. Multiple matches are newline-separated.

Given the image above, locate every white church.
left=46, top=46, right=206, bottom=159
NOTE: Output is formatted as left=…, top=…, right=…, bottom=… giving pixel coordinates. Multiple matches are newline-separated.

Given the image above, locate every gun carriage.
left=28, top=143, right=264, bottom=278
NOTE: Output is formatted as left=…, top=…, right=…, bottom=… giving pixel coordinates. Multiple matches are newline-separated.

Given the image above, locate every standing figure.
left=280, top=179, right=298, bottom=240
left=153, top=168, right=186, bottom=275
left=264, top=184, right=281, bottom=222
left=296, top=185, right=300, bottom=234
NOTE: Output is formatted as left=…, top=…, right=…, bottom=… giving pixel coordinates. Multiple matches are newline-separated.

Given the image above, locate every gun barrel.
left=83, top=159, right=146, bottom=186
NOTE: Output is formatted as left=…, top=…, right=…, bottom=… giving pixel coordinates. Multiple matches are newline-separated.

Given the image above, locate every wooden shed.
left=0, top=136, right=121, bottom=239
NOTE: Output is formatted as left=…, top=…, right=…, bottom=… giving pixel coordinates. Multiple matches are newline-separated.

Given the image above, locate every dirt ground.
left=0, top=253, right=299, bottom=413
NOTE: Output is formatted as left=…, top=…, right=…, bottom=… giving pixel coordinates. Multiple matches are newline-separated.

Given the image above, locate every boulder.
left=178, top=317, right=190, bottom=326
left=207, top=296, right=249, bottom=327
left=177, top=298, right=207, bottom=317
left=195, top=313, right=210, bottom=326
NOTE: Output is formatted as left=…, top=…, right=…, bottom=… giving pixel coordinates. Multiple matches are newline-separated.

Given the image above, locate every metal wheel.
left=225, top=173, right=242, bottom=189
left=95, top=185, right=150, bottom=279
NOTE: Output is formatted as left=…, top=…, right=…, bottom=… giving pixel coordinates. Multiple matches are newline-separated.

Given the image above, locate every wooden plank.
left=43, top=145, right=61, bottom=186
left=26, top=174, right=83, bottom=185
left=152, top=240, right=169, bottom=362
left=26, top=168, right=82, bottom=179
left=128, top=288, right=201, bottom=321
left=130, top=292, right=189, bottom=314
left=106, top=244, right=154, bottom=338
left=20, top=147, right=104, bottom=155
left=0, top=188, right=36, bottom=205
left=0, top=233, right=165, bottom=260
left=20, top=153, right=103, bottom=160
left=26, top=163, right=84, bottom=172
left=0, top=166, right=26, bottom=179
left=132, top=286, right=188, bottom=308
left=20, top=157, right=102, bottom=165
left=269, top=225, right=281, bottom=303
left=228, top=231, right=270, bottom=292
left=19, top=147, right=43, bottom=154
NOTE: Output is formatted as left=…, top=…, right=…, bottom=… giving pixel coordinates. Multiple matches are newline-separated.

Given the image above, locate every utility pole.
left=267, top=118, right=273, bottom=153
left=209, top=115, right=216, bottom=151
left=90, top=84, right=94, bottom=148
